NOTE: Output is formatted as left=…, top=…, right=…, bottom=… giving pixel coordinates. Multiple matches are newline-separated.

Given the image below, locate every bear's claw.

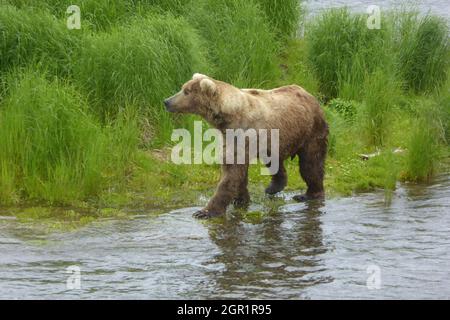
left=233, top=196, right=250, bottom=208
left=193, top=209, right=222, bottom=219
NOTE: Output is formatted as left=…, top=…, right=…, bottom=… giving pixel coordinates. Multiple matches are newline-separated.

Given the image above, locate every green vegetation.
left=7, top=0, right=135, bottom=31
left=187, top=0, right=280, bottom=87
left=306, top=8, right=390, bottom=100
left=73, top=13, right=207, bottom=144
left=7, top=0, right=193, bottom=31
left=0, top=71, right=138, bottom=204
left=256, top=0, right=302, bottom=39
left=360, top=69, right=401, bottom=146
left=304, top=6, right=448, bottom=182
left=0, top=1, right=448, bottom=222
left=396, top=12, right=449, bottom=93
left=403, top=97, right=446, bottom=181
left=0, top=5, right=78, bottom=79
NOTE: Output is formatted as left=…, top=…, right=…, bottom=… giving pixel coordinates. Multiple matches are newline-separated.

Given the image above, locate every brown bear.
left=164, top=74, right=328, bottom=219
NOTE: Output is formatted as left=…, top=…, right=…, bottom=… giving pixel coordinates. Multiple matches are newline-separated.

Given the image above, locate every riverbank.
left=0, top=1, right=449, bottom=227
left=2, top=145, right=448, bottom=231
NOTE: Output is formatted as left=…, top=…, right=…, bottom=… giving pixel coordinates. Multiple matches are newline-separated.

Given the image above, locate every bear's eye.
left=183, top=90, right=190, bottom=96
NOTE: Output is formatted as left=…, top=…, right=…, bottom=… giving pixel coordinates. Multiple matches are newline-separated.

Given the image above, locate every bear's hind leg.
left=294, top=137, right=327, bottom=202
left=265, top=162, right=287, bottom=195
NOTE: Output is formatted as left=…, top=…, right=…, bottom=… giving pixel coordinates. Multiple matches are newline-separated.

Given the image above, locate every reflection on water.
left=0, top=175, right=449, bottom=299
left=205, top=200, right=330, bottom=299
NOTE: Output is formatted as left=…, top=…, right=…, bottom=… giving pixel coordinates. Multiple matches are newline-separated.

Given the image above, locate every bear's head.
left=164, top=73, right=220, bottom=117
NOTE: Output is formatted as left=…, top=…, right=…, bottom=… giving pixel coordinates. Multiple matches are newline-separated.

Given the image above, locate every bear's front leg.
left=193, top=164, right=248, bottom=219
left=233, top=166, right=250, bottom=209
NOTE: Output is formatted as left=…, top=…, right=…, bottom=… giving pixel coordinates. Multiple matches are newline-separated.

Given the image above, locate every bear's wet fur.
left=164, top=74, right=328, bottom=219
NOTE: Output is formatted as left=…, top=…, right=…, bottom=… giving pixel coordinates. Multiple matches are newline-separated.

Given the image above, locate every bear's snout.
left=164, top=98, right=174, bottom=112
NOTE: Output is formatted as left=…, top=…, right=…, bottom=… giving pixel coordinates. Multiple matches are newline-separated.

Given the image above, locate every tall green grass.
left=404, top=93, right=449, bottom=182
left=187, top=0, right=280, bottom=88
left=395, top=12, right=449, bottom=93
left=306, top=8, right=389, bottom=100
left=359, top=69, right=400, bottom=146
left=134, top=0, right=189, bottom=14
left=8, top=0, right=133, bottom=31
left=1, top=1, right=449, bottom=207
left=73, top=13, right=207, bottom=144
left=405, top=122, right=437, bottom=181
left=0, top=5, right=79, bottom=79
left=307, top=8, right=449, bottom=99
left=0, top=71, right=139, bottom=204
left=404, top=116, right=438, bottom=181
left=280, top=39, right=319, bottom=96
left=7, top=0, right=191, bottom=31
left=255, top=0, right=301, bottom=39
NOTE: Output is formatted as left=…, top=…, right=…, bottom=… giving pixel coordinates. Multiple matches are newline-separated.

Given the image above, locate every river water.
left=304, top=0, right=450, bottom=21
left=0, top=174, right=449, bottom=299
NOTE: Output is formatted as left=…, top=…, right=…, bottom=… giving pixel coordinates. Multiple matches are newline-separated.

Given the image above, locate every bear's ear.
left=192, top=73, right=208, bottom=81
left=199, top=78, right=217, bottom=96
